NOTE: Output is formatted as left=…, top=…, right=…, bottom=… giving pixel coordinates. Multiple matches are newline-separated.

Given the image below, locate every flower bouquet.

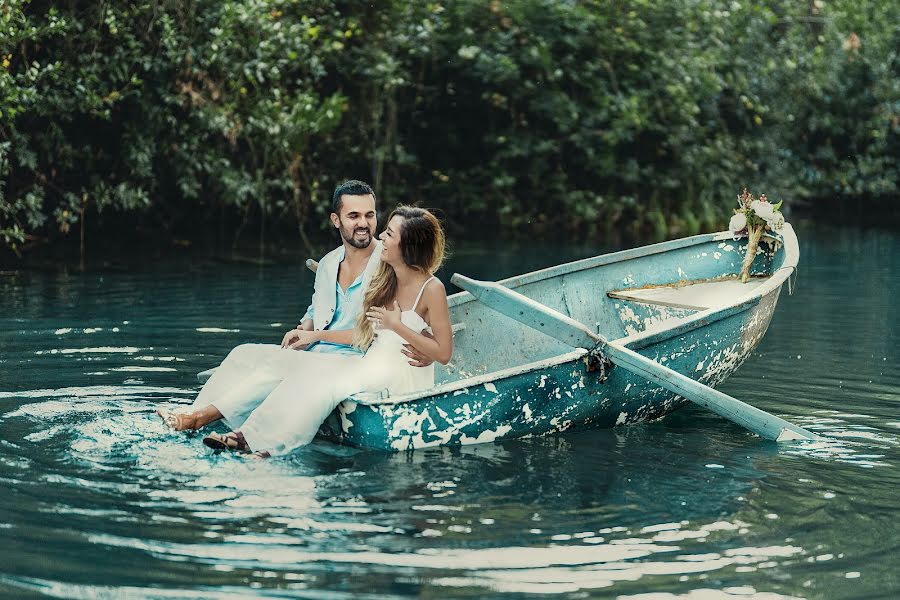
left=728, top=189, right=785, bottom=283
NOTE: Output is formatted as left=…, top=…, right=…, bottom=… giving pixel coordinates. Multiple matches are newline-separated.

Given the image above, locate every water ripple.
left=1, top=224, right=897, bottom=597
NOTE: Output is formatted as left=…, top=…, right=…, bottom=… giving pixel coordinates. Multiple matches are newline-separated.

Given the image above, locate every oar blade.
left=605, top=342, right=818, bottom=442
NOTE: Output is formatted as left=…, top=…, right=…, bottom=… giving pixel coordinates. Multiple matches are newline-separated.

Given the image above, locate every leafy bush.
left=1, top=0, right=896, bottom=256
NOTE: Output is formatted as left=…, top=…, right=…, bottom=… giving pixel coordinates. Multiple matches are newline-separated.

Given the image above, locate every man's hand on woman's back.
left=402, top=330, right=436, bottom=367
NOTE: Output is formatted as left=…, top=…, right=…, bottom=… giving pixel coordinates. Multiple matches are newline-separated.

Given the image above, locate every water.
left=1, top=221, right=897, bottom=599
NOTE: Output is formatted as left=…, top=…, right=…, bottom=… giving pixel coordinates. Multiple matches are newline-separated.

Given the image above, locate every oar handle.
left=451, top=273, right=603, bottom=349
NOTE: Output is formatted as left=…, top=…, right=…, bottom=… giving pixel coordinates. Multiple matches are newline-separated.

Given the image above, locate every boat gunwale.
left=354, top=224, right=798, bottom=407
left=619, top=223, right=797, bottom=349
left=447, top=226, right=792, bottom=306
left=348, top=347, right=589, bottom=406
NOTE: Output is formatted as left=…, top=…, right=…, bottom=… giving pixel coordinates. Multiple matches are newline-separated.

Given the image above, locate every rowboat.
left=306, top=223, right=803, bottom=451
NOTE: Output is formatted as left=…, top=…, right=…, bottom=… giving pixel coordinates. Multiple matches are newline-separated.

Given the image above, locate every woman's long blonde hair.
left=353, top=206, right=446, bottom=350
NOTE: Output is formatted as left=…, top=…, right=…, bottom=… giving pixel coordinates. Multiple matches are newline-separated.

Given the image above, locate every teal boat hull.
left=318, top=225, right=798, bottom=451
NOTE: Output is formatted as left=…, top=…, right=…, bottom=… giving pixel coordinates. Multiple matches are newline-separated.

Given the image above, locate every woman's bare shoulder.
left=423, top=277, right=447, bottom=298
left=418, top=278, right=447, bottom=319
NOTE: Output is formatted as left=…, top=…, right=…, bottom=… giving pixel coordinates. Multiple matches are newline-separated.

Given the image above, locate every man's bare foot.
left=156, top=409, right=196, bottom=431
left=156, top=405, right=223, bottom=431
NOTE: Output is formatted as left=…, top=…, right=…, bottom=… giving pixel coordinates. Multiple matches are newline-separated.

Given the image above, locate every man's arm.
left=299, top=304, right=314, bottom=327
left=299, top=251, right=324, bottom=328
left=285, top=327, right=355, bottom=349
left=288, top=250, right=324, bottom=346
left=281, top=318, right=315, bottom=349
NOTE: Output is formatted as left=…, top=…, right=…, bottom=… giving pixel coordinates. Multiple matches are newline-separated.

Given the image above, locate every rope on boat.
left=775, top=265, right=798, bottom=295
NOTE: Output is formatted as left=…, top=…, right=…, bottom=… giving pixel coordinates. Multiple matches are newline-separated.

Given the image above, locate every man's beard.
left=340, top=221, right=373, bottom=249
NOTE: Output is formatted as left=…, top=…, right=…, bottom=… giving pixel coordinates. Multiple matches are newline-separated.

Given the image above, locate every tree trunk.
left=79, top=193, right=86, bottom=272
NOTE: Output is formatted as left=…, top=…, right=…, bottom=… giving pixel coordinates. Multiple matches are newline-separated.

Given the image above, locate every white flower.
left=750, top=199, right=775, bottom=221
left=729, top=212, right=747, bottom=232
left=765, top=213, right=785, bottom=230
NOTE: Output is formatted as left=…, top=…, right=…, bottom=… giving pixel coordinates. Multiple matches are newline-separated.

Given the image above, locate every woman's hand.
left=367, top=301, right=402, bottom=332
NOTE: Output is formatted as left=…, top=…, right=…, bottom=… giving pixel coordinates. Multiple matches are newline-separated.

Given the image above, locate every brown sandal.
left=202, top=431, right=250, bottom=453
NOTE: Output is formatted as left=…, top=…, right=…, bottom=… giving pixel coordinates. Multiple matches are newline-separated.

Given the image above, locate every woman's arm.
left=369, top=281, right=453, bottom=365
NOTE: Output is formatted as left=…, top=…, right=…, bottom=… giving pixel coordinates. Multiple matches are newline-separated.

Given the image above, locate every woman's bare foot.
left=156, top=405, right=224, bottom=431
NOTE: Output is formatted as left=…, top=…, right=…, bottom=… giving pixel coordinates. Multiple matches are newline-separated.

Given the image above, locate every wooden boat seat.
left=607, top=277, right=769, bottom=311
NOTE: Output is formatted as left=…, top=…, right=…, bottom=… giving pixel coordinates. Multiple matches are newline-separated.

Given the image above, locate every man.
left=159, top=179, right=429, bottom=432
left=280, top=179, right=383, bottom=355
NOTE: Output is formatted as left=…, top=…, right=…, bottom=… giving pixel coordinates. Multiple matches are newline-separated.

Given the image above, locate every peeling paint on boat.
left=339, top=401, right=357, bottom=432
left=616, top=301, right=696, bottom=337
left=523, top=404, right=533, bottom=421
left=462, top=425, right=513, bottom=445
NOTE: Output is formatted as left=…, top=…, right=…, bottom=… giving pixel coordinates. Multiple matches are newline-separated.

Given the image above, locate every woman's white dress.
left=190, top=279, right=435, bottom=455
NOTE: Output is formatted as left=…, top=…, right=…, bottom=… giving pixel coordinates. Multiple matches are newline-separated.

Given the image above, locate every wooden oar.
left=450, top=274, right=818, bottom=442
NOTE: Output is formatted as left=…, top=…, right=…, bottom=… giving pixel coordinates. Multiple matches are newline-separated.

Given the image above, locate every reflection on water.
left=0, top=221, right=897, bottom=598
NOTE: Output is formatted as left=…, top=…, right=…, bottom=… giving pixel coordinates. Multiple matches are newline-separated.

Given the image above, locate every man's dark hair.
left=332, top=180, right=375, bottom=213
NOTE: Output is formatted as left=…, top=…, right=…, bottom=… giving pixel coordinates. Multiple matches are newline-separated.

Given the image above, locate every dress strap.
left=411, top=276, right=436, bottom=311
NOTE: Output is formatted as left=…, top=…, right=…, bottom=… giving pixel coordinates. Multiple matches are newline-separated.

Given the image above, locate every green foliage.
left=1, top=0, right=896, bottom=254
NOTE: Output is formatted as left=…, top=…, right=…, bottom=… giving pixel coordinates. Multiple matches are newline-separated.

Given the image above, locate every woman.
left=166, top=206, right=451, bottom=457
